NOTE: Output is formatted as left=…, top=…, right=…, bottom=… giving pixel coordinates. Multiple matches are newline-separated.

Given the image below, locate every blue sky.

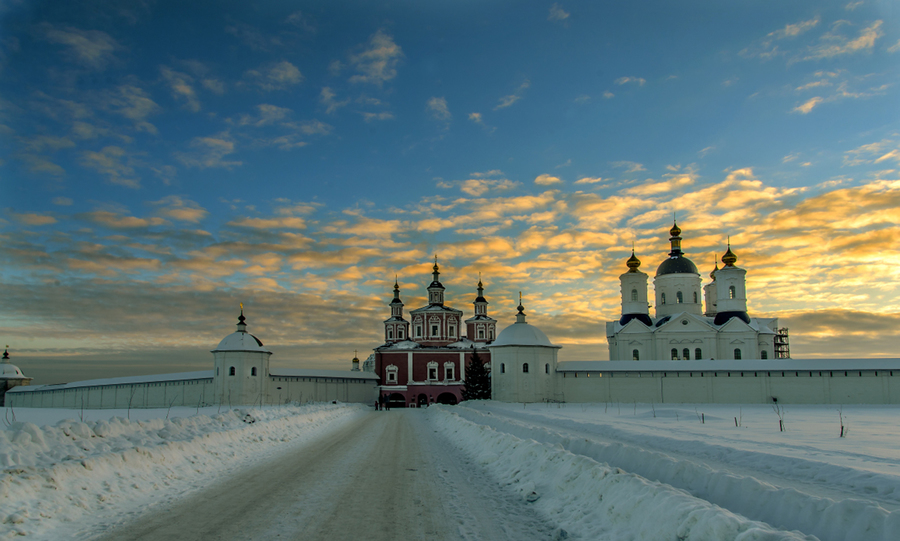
left=2, top=1, right=899, bottom=383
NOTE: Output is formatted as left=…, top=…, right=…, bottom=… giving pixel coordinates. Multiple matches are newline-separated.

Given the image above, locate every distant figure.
left=374, top=399, right=379, bottom=411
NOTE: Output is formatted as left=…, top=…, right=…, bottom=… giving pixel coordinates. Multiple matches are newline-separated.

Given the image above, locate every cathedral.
left=606, top=222, right=784, bottom=361
left=373, top=260, right=495, bottom=407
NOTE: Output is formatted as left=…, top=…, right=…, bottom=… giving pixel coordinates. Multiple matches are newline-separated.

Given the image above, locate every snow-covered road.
left=94, top=409, right=559, bottom=541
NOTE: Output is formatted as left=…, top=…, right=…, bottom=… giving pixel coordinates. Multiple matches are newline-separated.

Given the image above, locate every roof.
left=269, top=368, right=379, bottom=380
left=213, top=331, right=271, bottom=353
left=8, top=370, right=215, bottom=393
left=491, top=321, right=559, bottom=348
left=409, top=304, right=463, bottom=315
left=656, top=254, right=699, bottom=276
left=557, top=359, right=900, bottom=372
left=0, top=363, right=27, bottom=379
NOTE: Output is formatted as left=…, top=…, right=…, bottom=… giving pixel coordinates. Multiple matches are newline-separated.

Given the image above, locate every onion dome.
left=656, top=221, right=699, bottom=276
left=626, top=250, right=641, bottom=272
left=710, top=261, right=719, bottom=280
left=390, top=277, right=403, bottom=305
left=214, top=309, right=270, bottom=352
left=722, top=243, right=738, bottom=267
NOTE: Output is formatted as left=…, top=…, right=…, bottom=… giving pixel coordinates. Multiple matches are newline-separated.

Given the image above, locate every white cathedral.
left=606, top=222, right=782, bottom=362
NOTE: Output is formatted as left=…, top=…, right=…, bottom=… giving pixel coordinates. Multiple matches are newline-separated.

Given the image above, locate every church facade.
left=606, top=222, right=783, bottom=362
left=373, top=261, right=495, bottom=407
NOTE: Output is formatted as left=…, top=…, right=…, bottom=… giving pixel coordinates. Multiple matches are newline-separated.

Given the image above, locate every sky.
left=1, top=0, right=899, bottom=384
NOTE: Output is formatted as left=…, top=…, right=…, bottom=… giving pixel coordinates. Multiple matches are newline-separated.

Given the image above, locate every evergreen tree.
left=462, top=348, right=491, bottom=400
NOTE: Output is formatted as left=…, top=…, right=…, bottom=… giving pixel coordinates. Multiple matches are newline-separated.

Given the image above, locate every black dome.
left=656, top=255, right=699, bottom=276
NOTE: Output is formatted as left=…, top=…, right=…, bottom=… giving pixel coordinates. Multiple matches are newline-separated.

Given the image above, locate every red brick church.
left=374, top=260, right=495, bottom=407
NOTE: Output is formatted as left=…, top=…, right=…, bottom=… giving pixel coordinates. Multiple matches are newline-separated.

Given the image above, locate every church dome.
left=212, top=310, right=271, bottom=352
left=0, top=363, right=25, bottom=379
left=656, top=255, right=700, bottom=276
left=491, top=300, right=557, bottom=347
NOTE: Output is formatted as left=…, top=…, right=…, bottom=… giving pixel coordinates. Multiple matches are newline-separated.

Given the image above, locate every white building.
left=606, top=222, right=781, bottom=362
left=7, top=311, right=378, bottom=409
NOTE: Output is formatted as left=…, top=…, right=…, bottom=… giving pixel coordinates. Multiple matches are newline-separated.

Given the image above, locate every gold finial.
left=240, top=302, right=243, bottom=311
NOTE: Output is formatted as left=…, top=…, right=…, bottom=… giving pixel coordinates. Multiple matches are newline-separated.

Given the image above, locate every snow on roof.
left=557, top=359, right=900, bottom=372
left=213, top=331, right=271, bottom=353
left=381, top=340, right=421, bottom=350
left=268, top=368, right=379, bottom=380
left=8, top=370, right=215, bottom=393
left=0, top=363, right=27, bottom=379
left=491, top=321, right=558, bottom=348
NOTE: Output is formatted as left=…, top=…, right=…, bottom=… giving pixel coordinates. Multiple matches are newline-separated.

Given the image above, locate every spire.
left=237, top=305, right=247, bottom=333
left=427, top=257, right=445, bottom=305
left=432, top=254, right=440, bottom=281
left=516, top=292, right=527, bottom=324
left=710, top=259, right=719, bottom=280
left=722, top=238, right=738, bottom=267
left=392, top=275, right=402, bottom=301
left=668, top=220, right=683, bottom=256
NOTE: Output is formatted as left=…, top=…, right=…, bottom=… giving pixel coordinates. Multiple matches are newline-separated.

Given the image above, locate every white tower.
left=653, top=222, right=703, bottom=318
left=212, top=309, right=272, bottom=406
left=712, top=243, right=750, bottom=325
left=619, top=250, right=652, bottom=327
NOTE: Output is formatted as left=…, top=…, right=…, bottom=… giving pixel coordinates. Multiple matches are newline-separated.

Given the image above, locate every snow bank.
left=0, top=403, right=365, bottom=539
left=429, top=406, right=814, bottom=541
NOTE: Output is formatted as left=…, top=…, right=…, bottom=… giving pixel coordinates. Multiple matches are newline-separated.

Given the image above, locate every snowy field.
left=2, top=401, right=898, bottom=540
left=429, top=402, right=900, bottom=541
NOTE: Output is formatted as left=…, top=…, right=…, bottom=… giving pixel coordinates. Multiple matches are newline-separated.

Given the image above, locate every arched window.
left=632, top=349, right=640, bottom=361
left=631, top=289, right=638, bottom=301
left=523, top=363, right=529, bottom=373
left=734, top=348, right=742, bottom=360
left=761, top=351, right=768, bottom=359
left=229, top=366, right=235, bottom=376
left=387, top=329, right=393, bottom=339
left=489, top=329, right=494, bottom=340
left=398, top=328, right=404, bottom=339
left=478, top=329, right=485, bottom=339
left=695, top=348, right=702, bottom=360
left=251, top=367, right=257, bottom=376
left=661, top=293, right=666, bottom=305
left=729, top=286, right=736, bottom=299
left=683, top=348, right=690, bottom=360
left=500, top=363, right=505, bottom=374
left=693, top=291, right=698, bottom=303
left=545, top=363, right=549, bottom=374
left=671, top=348, right=678, bottom=360
left=676, top=291, right=683, bottom=303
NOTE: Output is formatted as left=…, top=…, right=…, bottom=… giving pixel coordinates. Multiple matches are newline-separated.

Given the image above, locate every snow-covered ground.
left=427, top=402, right=900, bottom=541
left=3, top=402, right=898, bottom=540
left=0, top=402, right=367, bottom=540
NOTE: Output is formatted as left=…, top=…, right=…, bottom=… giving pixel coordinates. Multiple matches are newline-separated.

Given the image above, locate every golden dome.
left=626, top=250, right=641, bottom=272
left=722, top=244, right=737, bottom=266
left=669, top=221, right=681, bottom=238
left=710, top=261, right=718, bottom=279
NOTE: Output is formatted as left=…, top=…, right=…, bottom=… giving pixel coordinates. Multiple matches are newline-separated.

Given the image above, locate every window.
left=695, top=348, right=702, bottom=360
left=416, top=325, right=422, bottom=337
left=449, top=326, right=455, bottom=337
left=216, top=367, right=219, bottom=375
left=445, top=364, right=455, bottom=380
left=693, top=292, right=698, bottom=303
left=545, top=363, right=549, bottom=374
left=661, top=293, right=666, bottom=305
left=387, top=329, right=393, bottom=339
left=429, top=368, right=437, bottom=379
left=522, top=363, right=529, bottom=373
left=631, top=289, right=638, bottom=301
left=683, top=348, right=690, bottom=360
left=431, top=324, right=439, bottom=336
left=632, top=349, right=640, bottom=361
left=729, top=286, right=736, bottom=299
left=229, top=366, right=235, bottom=376
left=501, top=363, right=505, bottom=374
left=478, top=329, right=485, bottom=339
left=734, top=348, right=742, bottom=360
left=398, top=328, right=404, bottom=339
left=671, top=348, right=678, bottom=360
left=489, top=329, right=494, bottom=340
left=251, top=367, right=257, bottom=376
left=676, top=291, right=683, bottom=303
left=761, top=351, right=768, bottom=359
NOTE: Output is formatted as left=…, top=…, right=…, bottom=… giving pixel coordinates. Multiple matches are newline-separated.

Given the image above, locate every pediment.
left=654, top=312, right=715, bottom=333
left=619, top=318, right=652, bottom=333
left=719, top=317, right=753, bottom=332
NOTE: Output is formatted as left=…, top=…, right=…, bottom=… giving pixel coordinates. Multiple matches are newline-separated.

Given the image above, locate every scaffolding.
left=775, top=328, right=790, bottom=359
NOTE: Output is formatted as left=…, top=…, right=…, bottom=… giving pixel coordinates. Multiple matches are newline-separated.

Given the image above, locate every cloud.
left=19, top=154, right=66, bottom=177
left=238, top=104, right=292, bottom=127
left=574, top=177, right=604, bottom=185
left=439, top=178, right=520, bottom=197
left=176, top=133, right=242, bottom=169
left=427, top=97, right=451, bottom=122
left=244, top=61, right=303, bottom=91
left=320, top=87, right=349, bottom=114
left=799, top=20, right=883, bottom=61
left=740, top=17, right=820, bottom=59
left=349, top=30, right=403, bottom=86
left=52, top=197, right=73, bottom=206
left=615, top=76, right=646, bottom=86
left=494, top=80, right=531, bottom=110
left=11, top=212, right=57, bottom=226
left=469, top=112, right=483, bottom=123
left=602, top=91, right=614, bottom=99
left=574, top=95, right=590, bottom=104
left=79, top=210, right=167, bottom=229
left=548, top=4, right=570, bottom=22
left=105, top=85, right=160, bottom=133
left=362, top=112, right=394, bottom=122
left=611, top=161, right=646, bottom=173
left=889, top=40, right=900, bottom=53
left=792, top=96, right=824, bottom=114
left=844, top=139, right=900, bottom=167
left=534, top=174, right=563, bottom=186
left=228, top=217, right=308, bottom=229
left=79, top=146, right=140, bottom=188
left=160, top=66, right=200, bottom=112
left=41, top=24, right=120, bottom=70
left=151, top=196, right=208, bottom=223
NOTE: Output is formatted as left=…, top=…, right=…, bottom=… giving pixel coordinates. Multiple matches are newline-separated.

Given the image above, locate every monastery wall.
left=7, top=376, right=216, bottom=409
